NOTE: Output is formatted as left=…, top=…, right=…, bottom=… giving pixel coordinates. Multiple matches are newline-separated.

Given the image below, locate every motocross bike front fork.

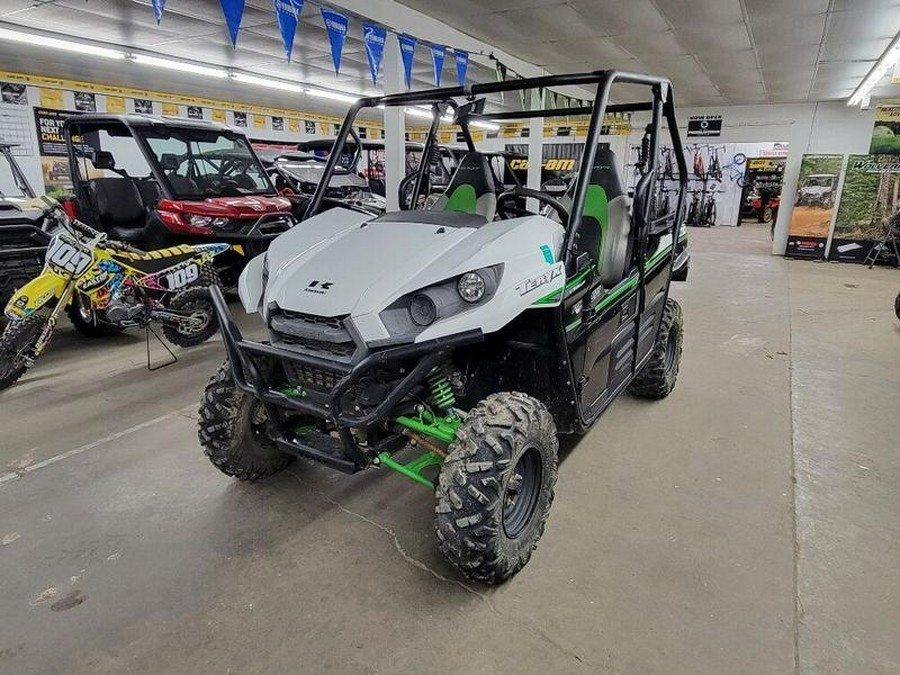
left=28, top=281, right=76, bottom=364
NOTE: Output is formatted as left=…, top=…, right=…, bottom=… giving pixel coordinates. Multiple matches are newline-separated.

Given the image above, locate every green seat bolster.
left=443, top=184, right=478, bottom=214
left=584, top=184, right=609, bottom=267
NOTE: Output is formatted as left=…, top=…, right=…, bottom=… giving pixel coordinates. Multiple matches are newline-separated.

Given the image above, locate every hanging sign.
left=786, top=154, right=843, bottom=260
left=320, top=8, right=349, bottom=75
left=220, top=0, right=246, bottom=47
left=74, top=92, right=96, bottom=112
left=431, top=44, right=446, bottom=86
left=398, top=34, right=417, bottom=88
left=273, top=0, right=304, bottom=62
left=455, top=49, right=469, bottom=86
left=152, top=0, right=166, bottom=23
left=870, top=105, right=900, bottom=154
left=362, top=23, right=386, bottom=85
left=687, top=114, right=722, bottom=137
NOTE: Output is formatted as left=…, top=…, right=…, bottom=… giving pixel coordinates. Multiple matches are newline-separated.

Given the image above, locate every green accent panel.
left=443, top=184, right=478, bottom=214
left=645, top=245, right=674, bottom=270
left=395, top=411, right=460, bottom=444
left=278, top=385, right=307, bottom=398
left=584, top=184, right=609, bottom=263
left=565, top=318, right=582, bottom=332
left=377, top=451, right=443, bottom=489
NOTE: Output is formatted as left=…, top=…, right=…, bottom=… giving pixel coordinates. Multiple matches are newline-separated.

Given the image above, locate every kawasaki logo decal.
left=304, top=280, right=333, bottom=295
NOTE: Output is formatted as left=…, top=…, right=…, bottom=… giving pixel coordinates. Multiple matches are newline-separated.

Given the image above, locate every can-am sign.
left=687, top=114, right=722, bottom=137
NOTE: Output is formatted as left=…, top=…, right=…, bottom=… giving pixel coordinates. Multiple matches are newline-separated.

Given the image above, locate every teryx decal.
left=516, top=263, right=564, bottom=296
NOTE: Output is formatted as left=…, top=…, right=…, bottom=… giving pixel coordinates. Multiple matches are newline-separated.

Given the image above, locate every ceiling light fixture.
left=848, top=32, right=900, bottom=107
left=305, top=87, right=360, bottom=104
left=0, top=26, right=125, bottom=59
left=131, top=54, right=227, bottom=79
left=471, top=120, right=500, bottom=131
left=230, top=72, right=304, bottom=93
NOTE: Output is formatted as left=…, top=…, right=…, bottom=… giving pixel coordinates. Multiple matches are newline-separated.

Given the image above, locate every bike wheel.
left=733, top=153, right=747, bottom=165
left=0, top=314, right=46, bottom=391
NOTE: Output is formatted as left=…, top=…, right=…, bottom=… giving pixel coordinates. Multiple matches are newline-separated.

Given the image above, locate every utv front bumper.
left=209, top=285, right=481, bottom=472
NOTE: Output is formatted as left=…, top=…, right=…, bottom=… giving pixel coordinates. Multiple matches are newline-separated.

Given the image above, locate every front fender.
left=4, top=273, right=66, bottom=320
left=238, top=253, right=265, bottom=315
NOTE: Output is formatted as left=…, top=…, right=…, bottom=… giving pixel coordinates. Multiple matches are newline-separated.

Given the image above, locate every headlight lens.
left=188, top=214, right=231, bottom=228
left=457, top=272, right=486, bottom=303
left=409, top=293, right=437, bottom=326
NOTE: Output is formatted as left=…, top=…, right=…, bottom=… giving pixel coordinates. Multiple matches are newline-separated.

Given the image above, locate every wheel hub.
left=502, top=446, right=542, bottom=539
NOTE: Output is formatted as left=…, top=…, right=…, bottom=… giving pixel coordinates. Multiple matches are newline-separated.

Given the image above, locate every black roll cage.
left=303, top=70, right=689, bottom=275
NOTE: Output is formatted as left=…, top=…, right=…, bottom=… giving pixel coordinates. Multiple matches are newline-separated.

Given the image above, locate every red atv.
left=64, top=114, right=295, bottom=285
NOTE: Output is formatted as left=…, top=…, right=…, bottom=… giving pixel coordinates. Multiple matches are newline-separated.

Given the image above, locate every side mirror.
left=92, top=150, right=116, bottom=171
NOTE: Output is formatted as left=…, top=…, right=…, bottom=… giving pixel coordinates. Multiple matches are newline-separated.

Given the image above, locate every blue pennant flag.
left=219, top=0, right=246, bottom=47
left=362, top=23, right=386, bottom=85
left=151, top=0, right=166, bottom=23
left=320, top=8, right=349, bottom=75
left=455, top=49, right=469, bottom=86
left=431, top=44, right=446, bottom=87
left=273, top=0, right=304, bottom=62
left=398, top=34, right=416, bottom=88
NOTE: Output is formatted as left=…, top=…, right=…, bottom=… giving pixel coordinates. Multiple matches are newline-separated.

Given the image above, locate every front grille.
left=278, top=333, right=356, bottom=358
left=283, top=362, right=338, bottom=391
left=269, top=310, right=359, bottom=363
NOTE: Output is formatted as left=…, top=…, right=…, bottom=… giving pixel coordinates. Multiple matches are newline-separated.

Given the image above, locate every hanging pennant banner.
left=273, top=0, right=304, bottom=62
left=398, top=34, right=417, bottom=88
left=454, top=49, right=469, bottom=86
left=320, top=8, right=349, bottom=75
left=362, top=23, right=386, bottom=85
left=152, top=0, right=166, bottom=23
left=219, top=0, right=246, bottom=47
left=431, top=44, right=446, bottom=87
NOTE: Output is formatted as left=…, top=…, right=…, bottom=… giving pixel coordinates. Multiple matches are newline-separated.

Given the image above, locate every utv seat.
left=430, top=152, right=497, bottom=221
left=87, top=177, right=148, bottom=243
left=572, top=147, right=632, bottom=287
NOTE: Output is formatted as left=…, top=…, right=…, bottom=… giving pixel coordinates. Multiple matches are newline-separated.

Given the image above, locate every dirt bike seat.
left=111, top=244, right=199, bottom=274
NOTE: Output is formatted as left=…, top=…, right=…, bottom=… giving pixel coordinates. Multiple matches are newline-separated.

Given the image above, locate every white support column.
left=383, top=34, right=405, bottom=211
left=526, top=89, right=544, bottom=211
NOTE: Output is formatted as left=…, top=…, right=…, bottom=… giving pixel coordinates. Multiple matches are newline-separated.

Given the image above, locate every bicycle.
left=707, top=146, right=723, bottom=181
left=722, top=152, right=747, bottom=186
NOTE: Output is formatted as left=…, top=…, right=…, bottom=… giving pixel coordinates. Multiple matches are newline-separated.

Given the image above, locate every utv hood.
left=265, top=210, right=496, bottom=318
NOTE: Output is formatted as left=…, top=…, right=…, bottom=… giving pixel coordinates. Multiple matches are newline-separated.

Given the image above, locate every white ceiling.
left=395, top=0, right=900, bottom=106
left=0, top=0, right=897, bottom=111
left=0, top=0, right=504, bottom=117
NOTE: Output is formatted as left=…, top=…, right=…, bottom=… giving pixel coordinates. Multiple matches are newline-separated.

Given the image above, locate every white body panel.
left=241, top=207, right=567, bottom=344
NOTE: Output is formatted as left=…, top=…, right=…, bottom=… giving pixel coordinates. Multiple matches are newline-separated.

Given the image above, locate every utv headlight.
left=409, top=293, right=437, bottom=326
left=457, top=272, right=486, bottom=303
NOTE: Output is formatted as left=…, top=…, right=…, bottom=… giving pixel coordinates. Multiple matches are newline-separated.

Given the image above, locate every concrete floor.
left=0, top=224, right=897, bottom=674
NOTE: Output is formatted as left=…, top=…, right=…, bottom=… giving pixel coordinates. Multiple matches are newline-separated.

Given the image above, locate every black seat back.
left=88, top=178, right=146, bottom=230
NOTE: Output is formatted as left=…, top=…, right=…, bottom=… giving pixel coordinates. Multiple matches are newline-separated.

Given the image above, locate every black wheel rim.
left=178, top=301, right=212, bottom=337
left=664, top=329, right=678, bottom=373
left=502, top=446, right=543, bottom=539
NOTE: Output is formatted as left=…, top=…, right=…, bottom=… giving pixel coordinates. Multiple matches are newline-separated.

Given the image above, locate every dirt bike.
left=0, top=219, right=234, bottom=391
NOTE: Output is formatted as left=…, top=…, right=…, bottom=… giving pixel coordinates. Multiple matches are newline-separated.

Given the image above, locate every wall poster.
left=829, top=154, right=900, bottom=263
left=785, top=154, right=843, bottom=260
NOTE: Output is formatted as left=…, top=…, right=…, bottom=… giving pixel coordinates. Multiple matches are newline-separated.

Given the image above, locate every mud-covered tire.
left=198, top=361, right=294, bottom=480
left=67, top=295, right=125, bottom=337
left=0, top=314, right=46, bottom=391
left=435, top=392, right=558, bottom=584
left=629, top=297, right=683, bottom=399
left=162, top=287, right=218, bottom=348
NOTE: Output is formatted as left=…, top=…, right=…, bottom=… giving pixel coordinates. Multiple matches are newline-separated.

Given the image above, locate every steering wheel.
left=496, top=187, right=570, bottom=223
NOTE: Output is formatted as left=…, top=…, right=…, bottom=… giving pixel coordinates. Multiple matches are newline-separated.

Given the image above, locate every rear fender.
left=4, top=272, right=67, bottom=320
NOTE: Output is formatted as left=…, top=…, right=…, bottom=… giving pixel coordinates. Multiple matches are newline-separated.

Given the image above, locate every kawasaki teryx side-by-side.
left=199, top=70, right=690, bottom=583
left=63, top=115, right=295, bottom=286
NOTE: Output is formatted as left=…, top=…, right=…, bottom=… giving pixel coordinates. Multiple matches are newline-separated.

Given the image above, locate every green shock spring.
left=427, top=366, right=456, bottom=412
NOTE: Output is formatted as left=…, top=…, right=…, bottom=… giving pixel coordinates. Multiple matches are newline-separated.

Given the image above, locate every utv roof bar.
left=479, top=101, right=652, bottom=121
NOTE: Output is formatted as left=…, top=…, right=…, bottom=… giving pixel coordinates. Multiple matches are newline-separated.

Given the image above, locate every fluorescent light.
left=471, top=120, right=500, bottom=131
left=132, top=54, right=226, bottom=79
left=404, top=107, right=454, bottom=123
left=849, top=32, right=900, bottom=107
left=231, top=72, right=304, bottom=93
left=305, top=87, right=359, bottom=104
left=0, top=27, right=125, bottom=59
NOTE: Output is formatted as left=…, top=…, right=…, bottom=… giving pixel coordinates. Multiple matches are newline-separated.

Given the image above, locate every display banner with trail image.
left=869, top=106, right=900, bottom=155
left=828, top=154, right=900, bottom=263
left=32, top=107, right=98, bottom=196
left=786, top=154, right=844, bottom=260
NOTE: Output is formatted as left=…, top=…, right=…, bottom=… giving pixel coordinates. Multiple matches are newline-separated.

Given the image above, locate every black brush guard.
left=209, top=285, right=482, bottom=473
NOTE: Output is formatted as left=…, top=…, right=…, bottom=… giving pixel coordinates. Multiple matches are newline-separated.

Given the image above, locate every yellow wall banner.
left=106, top=96, right=126, bottom=113
left=288, top=118, right=300, bottom=133
left=161, top=102, right=180, bottom=116
left=212, top=109, right=226, bottom=123
left=254, top=114, right=266, bottom=130
left=39, top=88, right=64, bottom=109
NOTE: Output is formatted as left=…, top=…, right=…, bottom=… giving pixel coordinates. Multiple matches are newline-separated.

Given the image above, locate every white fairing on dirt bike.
left=240, top=206, right=567, bottom=344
